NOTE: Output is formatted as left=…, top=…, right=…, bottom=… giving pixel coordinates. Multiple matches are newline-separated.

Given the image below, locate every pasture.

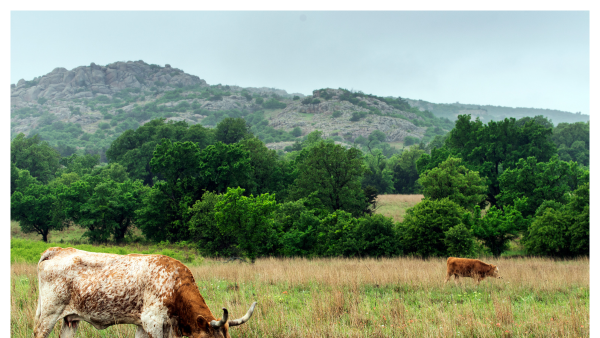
left=11, top=255, right=588, bottom=337
left=375, top=194, right=424, bottom=222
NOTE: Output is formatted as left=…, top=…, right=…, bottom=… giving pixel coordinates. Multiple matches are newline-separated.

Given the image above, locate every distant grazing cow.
left=445, top=257, right=502, bottom=285
left=34, top=247, right=257, bottom=338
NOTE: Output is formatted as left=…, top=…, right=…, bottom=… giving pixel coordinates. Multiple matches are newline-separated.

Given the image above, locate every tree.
left=389, top=145, right=425, bottom=194
left=106, top=119, right=214, bottom=185
left=11, top=133, right=61, bottom=184
left=198, top=142, right=252, bottom=194
left=497, top=156, right=588, bottom=218
left=214, top=187, right=280, bottom=262
left=355, top=214, right=400, bottom=257
left=418, top=156, right=487, bottom=211
left=240, top=137, right=293, bottom=198
left=430, top=115, right=557, bottom=208
left=399, top=198, right=466, bottom=257
left=524, top=183, right=589, bottom=257
left=290, top=142, right=367, bottom=216
left=552, top=121, right=589, bottom=166
left=11, top=182, right=66, bottom=242
left=58, top=153, right=100, bottom=177
left=470, top=198, right=529, bottom=257
left=444, top=223, right=475, bottom=257
left=291, top=127, right=302, bottom=137
left=215, top=117, right=249, bottom=144
left=362, top=149, right=394, bottom=194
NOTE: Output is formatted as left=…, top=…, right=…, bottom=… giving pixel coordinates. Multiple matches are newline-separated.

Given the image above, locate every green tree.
left=418, top=156, right=487, bottom=211
left=11, top=182, right=66, bottom=242
left=471, top=198, right=529, bottom=257
left=426, top=115, right=557, bottom=207
left=399, top=198, right=465, bottom=257
left=524, top=183, right=588, bottom=257
left=240, top=137, right=293, bottom=198
left=552, top=121, right=589, bottom=166
left=106, top=119, right=214, bottom=185
left=214, top=187, right=280, bottom=262
left=355, top=214, right=400, bottom=257
left=291, top=127, right=302, bottom=137
left=290, top=142, right=367, bottom=216
left=198, top=142, right=252, bottom=194
left=11, top=133, right=61, bottom=184
left=362, top=149, right=394, bottom=194
left=444, top=223, right=475, bottom=257
left=389, top=145, right=425, bottom=194
left=215, top=117, right=249, bottom=144
left=497, top=156, right=588, bottom=218
left=314, top=210, right=360, bottom=257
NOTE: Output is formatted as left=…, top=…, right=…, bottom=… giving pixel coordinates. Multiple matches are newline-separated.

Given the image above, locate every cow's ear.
left=197, top=315, right=210, bottom=330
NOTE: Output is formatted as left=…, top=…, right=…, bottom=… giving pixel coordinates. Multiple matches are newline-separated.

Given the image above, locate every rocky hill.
left=11, top=61, right=444, bottom=157
left=10, top=60, right=586, bottom=159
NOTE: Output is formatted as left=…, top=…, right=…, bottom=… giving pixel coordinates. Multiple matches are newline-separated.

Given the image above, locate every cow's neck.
left=174, top=277, right=217, bottom=329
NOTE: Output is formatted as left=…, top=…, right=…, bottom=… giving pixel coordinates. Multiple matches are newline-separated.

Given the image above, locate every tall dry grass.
left=375, top=194, right=424, bottom=222
left=12, top=256, right=588, bottom=337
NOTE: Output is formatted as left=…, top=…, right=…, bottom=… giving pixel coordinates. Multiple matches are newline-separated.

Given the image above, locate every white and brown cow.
left=34, top=247, right=257, bottom=338
left=444, top=257, right=502, bottom=285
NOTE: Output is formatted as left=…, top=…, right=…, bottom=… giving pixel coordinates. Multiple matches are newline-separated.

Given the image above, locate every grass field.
left=375, top=194, right=424, bottom=223
left=11, top=256, right=588, bottom=337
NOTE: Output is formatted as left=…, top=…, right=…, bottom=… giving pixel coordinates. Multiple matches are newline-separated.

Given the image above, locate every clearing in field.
left=11, top=256, right=588, bottom=337
left=375, top=194, right=424, bottom=222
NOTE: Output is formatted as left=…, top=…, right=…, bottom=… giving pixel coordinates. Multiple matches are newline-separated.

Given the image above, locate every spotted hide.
left=34, top=247, right=257, bottom=338
left=444, top=257, right=502, bottom=285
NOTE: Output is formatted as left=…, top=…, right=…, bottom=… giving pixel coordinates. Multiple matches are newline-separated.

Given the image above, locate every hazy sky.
left=11, top=11, right=589, bottom=114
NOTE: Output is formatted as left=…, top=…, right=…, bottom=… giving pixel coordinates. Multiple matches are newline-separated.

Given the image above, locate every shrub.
left=98, top=122, right=111, bottom=130
left=444, top=224, right=475, bottom=257
left=400, top=198, right=466, bottom=257
left=255, top=97, right=264, bottom=105
left=291, top=127, right=302, bottom=137
left=293, top=95, right=300, bottom=100
left=263, top=98, right=287, bottom=109
left=404, top=136, right=419, bottom=146
left=331, top=111, right=342, bottom=118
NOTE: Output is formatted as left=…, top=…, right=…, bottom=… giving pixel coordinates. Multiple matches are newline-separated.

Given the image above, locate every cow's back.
left=37, top=248, right=185, bottom=325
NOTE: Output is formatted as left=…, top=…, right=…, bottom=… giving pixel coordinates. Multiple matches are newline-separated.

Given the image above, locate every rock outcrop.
left=11, top=60, right=207, bottom=105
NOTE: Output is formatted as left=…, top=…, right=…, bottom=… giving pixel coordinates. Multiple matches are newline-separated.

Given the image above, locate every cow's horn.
left=210, top=308, right=228, bottom=328
left=228, top=302, right=258, bottom=327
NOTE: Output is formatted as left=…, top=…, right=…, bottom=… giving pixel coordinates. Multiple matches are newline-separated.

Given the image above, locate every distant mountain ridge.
left=10, top=60, right=588, bottom=158
left=406, top=99, right=589, bottom=125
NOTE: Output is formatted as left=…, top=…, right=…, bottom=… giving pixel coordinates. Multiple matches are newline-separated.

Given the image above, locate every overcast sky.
left=11, top=11, right=589, bottom=114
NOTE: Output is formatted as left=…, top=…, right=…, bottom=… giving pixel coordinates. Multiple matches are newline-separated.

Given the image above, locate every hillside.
left=10, top=60, right=587, bottom=159
left=406, top=99, right=589, bottom=125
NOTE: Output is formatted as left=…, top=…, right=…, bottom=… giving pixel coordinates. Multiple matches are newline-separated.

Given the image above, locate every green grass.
left=10, top=238, right=204, bottom=265
left=11, top=256, right=589, bottom=337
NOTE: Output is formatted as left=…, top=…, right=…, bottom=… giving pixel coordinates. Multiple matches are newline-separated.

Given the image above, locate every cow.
left=444, top=257, right=502, bottom=285
left=34, top=247, right=257, bottom=338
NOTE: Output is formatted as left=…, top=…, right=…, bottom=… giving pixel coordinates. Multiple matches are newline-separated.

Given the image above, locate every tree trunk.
left=41, top=230, right=49, bottom=243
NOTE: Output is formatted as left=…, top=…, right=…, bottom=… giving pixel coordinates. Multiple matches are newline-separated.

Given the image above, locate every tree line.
left=11, top=115, right=589, bottom=259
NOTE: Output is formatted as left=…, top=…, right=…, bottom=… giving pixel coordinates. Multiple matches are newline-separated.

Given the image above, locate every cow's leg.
left=59, top=318, right=79, bottom=338
left=141, top=308, right=167, bottom=338
left=135, top=326, right=150, bottom=338
left=33, top=306, right=66, bottom=338
left=454, top=275, right=459, bottom=286
left=444, top=272, right=452, bottom=284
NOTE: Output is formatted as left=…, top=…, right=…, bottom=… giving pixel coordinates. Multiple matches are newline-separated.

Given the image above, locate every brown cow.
left=34, top=247, right=257, bottom=338
left=444, top=257, right=502, bottom=285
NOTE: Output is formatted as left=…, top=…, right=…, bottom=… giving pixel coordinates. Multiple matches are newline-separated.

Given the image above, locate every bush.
left=98, top=122, right=111, bottom=130
left=263, top=98, right=287, bottom=109
left=255, top=97, right=264, bottom=105
left=331, top=111, right=342, bottom=118
left=293, top=95, right=300, bottom=100
left=404, top=136, right=419, bottom=146
left=400, top=198, right=466, bottom=257
left=301, top=97, right=313, bottom=105
left=350, top=112, right=367, bottom=122
left=444, top=223, right=475, bottom=257
left=291, top=127, right=302, bottom=137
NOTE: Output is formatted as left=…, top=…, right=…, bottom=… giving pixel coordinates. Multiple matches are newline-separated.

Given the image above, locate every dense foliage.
left=10, top=111, right=589, bottom=259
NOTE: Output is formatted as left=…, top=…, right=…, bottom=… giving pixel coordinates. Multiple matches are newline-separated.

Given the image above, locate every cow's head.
left=191, top=302, right=257, bottom=338
left=489, top=265, right=501, bottom=279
